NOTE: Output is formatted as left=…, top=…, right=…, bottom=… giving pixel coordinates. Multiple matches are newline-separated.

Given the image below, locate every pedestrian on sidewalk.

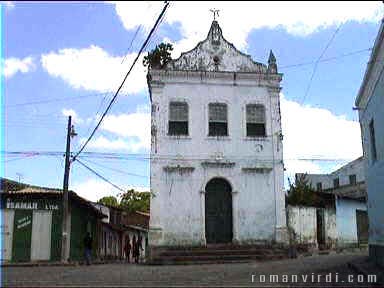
left=83, top=232, right=93, bottom=265
left=125, top=236, right=131, bottom=263
left=132, top=235, right=139, bottom=264
left=137, top=234, right=144, bottom=260
left=133, top=234, right=144, bottom=264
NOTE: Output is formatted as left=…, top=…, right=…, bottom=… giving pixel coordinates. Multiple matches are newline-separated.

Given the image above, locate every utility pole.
left=61, top=116, right=77, bottom=262
left=16, top=172, right=23, bottom=183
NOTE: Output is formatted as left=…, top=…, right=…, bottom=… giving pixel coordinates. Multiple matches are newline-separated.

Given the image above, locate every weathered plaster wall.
left=287, top=206, right=317, bottom=245
left=149, top=73, right=286, bottom=247
left=149, top=21, right=286, bottom=247
left=324, top=207, right=337, bottom=248
left=358, top=41, right=384, bottom=261
left=336, top=198, right=367, bottom=247
left=287, top=205, right=337, bottom=248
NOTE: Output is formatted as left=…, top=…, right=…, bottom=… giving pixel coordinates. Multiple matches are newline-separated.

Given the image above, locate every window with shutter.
left=349, top=174, right=357, bottom=185
left=209, top=103, right=228, bottom=136
left=333, top=178, right=339, bottom=188
left=246, top=104, right=266, bottom=137
left=369, top=119, right=377, bottom=162
left=168, top=102, right=188, bottom=136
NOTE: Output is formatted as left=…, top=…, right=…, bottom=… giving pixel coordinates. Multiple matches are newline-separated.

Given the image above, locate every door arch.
left=205, top=178, right=233, bottom=244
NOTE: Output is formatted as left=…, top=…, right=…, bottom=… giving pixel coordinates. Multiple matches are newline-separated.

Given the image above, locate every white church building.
left=147, top=20, right=288, bottom=249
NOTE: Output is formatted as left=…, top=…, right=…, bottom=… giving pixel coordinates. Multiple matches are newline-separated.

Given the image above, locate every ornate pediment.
left=166, top=21, right=268, bottom=73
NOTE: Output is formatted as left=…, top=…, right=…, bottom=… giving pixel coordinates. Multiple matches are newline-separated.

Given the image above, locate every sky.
left=2, top=1, right=382, bottom=201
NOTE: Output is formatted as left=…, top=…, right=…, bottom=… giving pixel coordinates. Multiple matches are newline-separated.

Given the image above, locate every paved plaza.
left=2, top=252, right=380, bottom=287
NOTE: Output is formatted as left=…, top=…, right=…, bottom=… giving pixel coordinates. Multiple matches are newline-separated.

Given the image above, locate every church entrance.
left=205, top=178, right=233, bottom=244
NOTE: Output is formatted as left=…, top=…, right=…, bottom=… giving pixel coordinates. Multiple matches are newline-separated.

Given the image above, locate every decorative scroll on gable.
left=166, top=21, right=268, bottom=73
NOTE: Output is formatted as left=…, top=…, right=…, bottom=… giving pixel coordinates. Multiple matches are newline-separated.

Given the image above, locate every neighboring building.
left=147, top=20, right=287, bottom=252
left=93, top=203, right=149, bottom=262
left=294, top=157, right=368, bottom=249
left=287, top=203, right=336, bottom=250
left=123, top=211, right=149, bottom=261
left=355, top=19, right=384, bottom=267
left=0, top=179, right=105, bottom=263
left=93, top=203, right=124, bottom=260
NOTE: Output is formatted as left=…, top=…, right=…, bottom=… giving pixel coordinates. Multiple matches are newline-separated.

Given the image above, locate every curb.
left=348, top=261, right=383, bottom=286
left=2, top=262, right=76, bottom=267
left=1, top=260, right=135, bottom=268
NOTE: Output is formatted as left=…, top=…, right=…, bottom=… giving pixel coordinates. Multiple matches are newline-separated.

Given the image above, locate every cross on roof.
left=209, top=9, right=220, bottom=21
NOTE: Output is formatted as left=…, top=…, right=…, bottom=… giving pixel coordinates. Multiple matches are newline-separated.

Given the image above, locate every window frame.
left=245, top=104, right=266, bottom=137
left=349, top=174, right=357, bottom=185
left=333, top=178, right=340, bottom=189
left=208, top=102, right=229, bottom=137
left=168, top=101, right=189, bottom=136
left=369, top=119, right=377, bottom=163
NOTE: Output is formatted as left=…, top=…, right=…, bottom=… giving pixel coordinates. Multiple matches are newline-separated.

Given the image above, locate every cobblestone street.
left=2, top=252, right=380, bottom=287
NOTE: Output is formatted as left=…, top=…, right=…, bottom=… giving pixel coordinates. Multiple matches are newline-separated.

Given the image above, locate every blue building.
left=295, top=157, right=368, bottom=249
left=355, top=19, right=384, bottom=268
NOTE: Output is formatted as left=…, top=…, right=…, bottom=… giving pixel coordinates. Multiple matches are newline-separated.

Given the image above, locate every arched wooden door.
left=205, top=178, right=233, bottom=244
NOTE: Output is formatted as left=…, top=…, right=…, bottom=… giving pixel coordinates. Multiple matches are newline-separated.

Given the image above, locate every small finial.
left=268, top=50, right=277, bottom=73
left=209, top=9, right=220, bottom=21
left=268, top=50, right=276, bottom=64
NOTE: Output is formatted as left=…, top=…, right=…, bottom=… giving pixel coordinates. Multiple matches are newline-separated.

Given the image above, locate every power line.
left=1, top=150, right=358, bottom=163
left=75, top=158, right=127, bottom=193
left=77, top=156, right=148, bottom=178
left=301, top=23, right=343, bottom=105
left=5, top=91, right=111, bottom=108
left=121, top=25, right=142, bottom=64
left=73, top=1, right=170, bottom=162
left=3, top=155, right=38, bottom=163
left=142, top=1, right=169, bottom=52
left=279, top=48, right=372, bottom=70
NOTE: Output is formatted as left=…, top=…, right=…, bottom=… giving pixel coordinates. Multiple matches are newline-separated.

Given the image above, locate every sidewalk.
left=1, top=259, right=137, bottom=267
left=348, top=256, right=384, bottom=285
left=295, top=246, right=368, bottom=258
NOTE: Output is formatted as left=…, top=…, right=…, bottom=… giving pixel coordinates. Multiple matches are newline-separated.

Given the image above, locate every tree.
left=143, top=42, right=173, bottom=69
left=286, top=174, right=321, bottom=206
left=97, top=196, right=118, bottom=207
left=119, top=189, right=152, bottom=212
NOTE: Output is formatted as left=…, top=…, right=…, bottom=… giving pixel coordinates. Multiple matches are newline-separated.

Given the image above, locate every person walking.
left=133, top=234, right=144, bottom=264
left=125, top=236, right=131, bottom=263
left=83, top=232, right=93, bottom=265
left=132, top=235, right=139, bottom=264
left=137, top=234, right=144, bottom=261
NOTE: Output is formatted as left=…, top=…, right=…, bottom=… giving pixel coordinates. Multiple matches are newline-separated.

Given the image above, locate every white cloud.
left=72, top=178, right=119, bottom=202
left=4, top=57, right=35, bottom=78
left=113, top=1, right=383, bottom=53
left=281, top=94, right=362, bottom=177
left=41, top=3, right=381, bottom=94
left=71, top=178, right=149, bottom=202
left=114, top=1, right=164, bottom=32
left=62, top=108, right=84, bottom=124
left=83, top=135, right=146, bottom=152
left=80, top=107, right=150, bottom=152
left=41, top=45, right=146, bottom=94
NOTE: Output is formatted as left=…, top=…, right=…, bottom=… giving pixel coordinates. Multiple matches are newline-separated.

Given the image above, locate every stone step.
left=150, top=253, right=287, bottom=265
left=149, top=258, right=252, bottom=265
left=160, top=248, right=285, bottom=257
left=149, top=244, right=290, bottom=265
left=164, top=243, right=284, bottom=250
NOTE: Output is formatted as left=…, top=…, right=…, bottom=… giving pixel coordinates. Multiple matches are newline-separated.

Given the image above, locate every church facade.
left=147, top=21, right=287, bottom=248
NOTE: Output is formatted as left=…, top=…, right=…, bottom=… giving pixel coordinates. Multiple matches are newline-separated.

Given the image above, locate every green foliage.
left=287, top=174, right=323, bottom=207
left=119, top=189, right=152, bottom=213
left=143, top=42, right=173, bottom=69
left=97, top=196, right=118, bottom=207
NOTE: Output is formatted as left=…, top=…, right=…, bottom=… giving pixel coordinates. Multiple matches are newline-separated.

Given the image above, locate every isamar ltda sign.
left=5, top=199, right=59, bottom=210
